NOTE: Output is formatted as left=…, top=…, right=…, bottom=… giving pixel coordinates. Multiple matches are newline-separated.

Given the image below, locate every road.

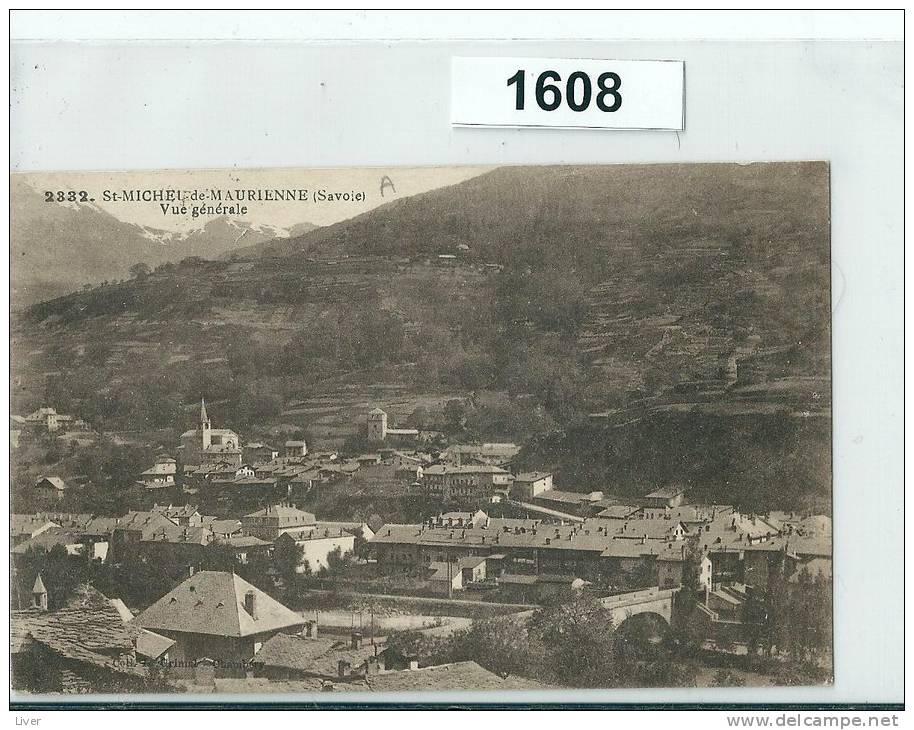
left=298, top=608, right=474, bottom=639
left=299, top=587, right=534, bottom=611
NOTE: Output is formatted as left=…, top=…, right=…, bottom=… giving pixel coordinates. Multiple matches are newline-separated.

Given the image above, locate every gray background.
left=8, top=14, right=904, bottom=705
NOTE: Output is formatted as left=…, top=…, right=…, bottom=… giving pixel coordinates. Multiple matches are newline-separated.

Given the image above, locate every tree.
left=527, top=593, right=620, bottom=688
left=742, top=560, right=833, bottom=672
left=17, top=545, right=90, bottom=610
left=443, top=399, right=468, bottom=433
left=384, top=629, right=453, bottom=667
left=201, top=542, right=238, bottom=572
left=670, top=543, right=707, bottom=655
left=113, top=554, right=177, bottom=606
left=237, top=549, right=276, bottom=593
left=272, top=537, right=305, bottom=590
left=324, top=545, right=348, bottom=575
left=406, top=405, right=431, bottom=430
left=742, top=586, right=770, bottom=661
left=449, top=617, right=540, bottom=679
left=71, top=440, right=154, bottom=511
left=352, top=533, right=368, bottom=560
left=778, top=570, right=832, bottom=666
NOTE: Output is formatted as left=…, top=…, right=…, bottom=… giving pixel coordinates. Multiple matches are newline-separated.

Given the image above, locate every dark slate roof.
left=210, top=666, right=554, bottom=693
left=424, top=464, right=509, bottom=475
left=37, top=584, right=137, bottom=653
left=253, top=634, right=339, bottom=671
left=144, top=524, right=212, bottom=546
left=11, top=527, right=83, bottom=555
left=365, top=661, right=549, bottom=691
left=253, top=633, right=378, bottom=678
left=151, top=504, right=199, bottom=519
left=371, top=519, right=685, bottom=560
left=41, top=513, right=95, bottom=530
left=595, top=505, right=642, bottom=520
left=11, top=618, right=37, bottom=654
left=209, top=677, right=368, bottom=693
left=244, top=505, right=316, bottom=524
left=10, top=514, right=58, bottom=537
left=306, top=646, right=380, bottom=679
left=11, top=585, right=147, bottom=678
left=206, top=518, right=243, bottom=535
left=37, top=476, right=67, bottom=490
left=83, top=516, right=121, bottom=535
left=113, top=511, right=180, bottom=538
left=644, top=485, right=686, bottom=499
left=135, top=571, right=305, bottom=638
left=514, top=471, right=552, bottom=482
left=278, top=525, right=355, bottom=543
left=314, top=521, right=373, bottom=538
left=218, top=535, right=270, bottom=548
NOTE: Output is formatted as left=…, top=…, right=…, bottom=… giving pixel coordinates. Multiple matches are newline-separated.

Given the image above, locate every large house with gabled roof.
left=134, top=570, right=305, bottom=676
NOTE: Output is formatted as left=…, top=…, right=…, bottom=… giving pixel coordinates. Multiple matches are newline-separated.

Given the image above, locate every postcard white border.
left=7, top=31, right=904, bottom=706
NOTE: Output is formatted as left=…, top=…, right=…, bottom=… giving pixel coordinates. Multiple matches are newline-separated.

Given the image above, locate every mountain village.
left=11, top=395, right=832, bottom=693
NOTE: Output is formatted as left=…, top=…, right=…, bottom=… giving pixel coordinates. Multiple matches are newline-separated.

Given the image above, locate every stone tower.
left=200, top=397, right=212, bottom=450
left=31, top=573, right=48, bottom=611
left=367, top=407, right=387, bottom=443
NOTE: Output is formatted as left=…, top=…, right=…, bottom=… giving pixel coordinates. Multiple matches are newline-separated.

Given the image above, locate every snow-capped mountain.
left=10, top=178, right=315, bottom=307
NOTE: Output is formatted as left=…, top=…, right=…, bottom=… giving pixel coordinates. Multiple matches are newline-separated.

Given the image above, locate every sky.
left=14, top=166, right=493, bottom=233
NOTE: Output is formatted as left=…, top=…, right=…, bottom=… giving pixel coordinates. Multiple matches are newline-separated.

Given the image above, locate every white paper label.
left=452, top=57, right=684, bottom=130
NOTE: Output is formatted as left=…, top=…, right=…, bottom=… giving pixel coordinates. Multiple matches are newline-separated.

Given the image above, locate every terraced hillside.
left=12, top=163, right=830, bottom=508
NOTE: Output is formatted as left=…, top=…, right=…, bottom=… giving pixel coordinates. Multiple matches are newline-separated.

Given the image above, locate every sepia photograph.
left=9, top=162, right=832, bottom=698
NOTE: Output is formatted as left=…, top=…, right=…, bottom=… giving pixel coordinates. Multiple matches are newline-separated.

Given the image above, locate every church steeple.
left=200, top=398, right=212, bottom=450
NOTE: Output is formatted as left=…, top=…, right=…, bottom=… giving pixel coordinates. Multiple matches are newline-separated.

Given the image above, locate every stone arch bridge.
left=508, top=587, right=679, bottom=629
left=600, top=587, right=678, bottom=626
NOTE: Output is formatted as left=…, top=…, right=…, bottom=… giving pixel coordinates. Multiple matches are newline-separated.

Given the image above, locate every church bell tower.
left=367, top=407, right=388, bottom=443
left=200, top=397, right=212, bottom=450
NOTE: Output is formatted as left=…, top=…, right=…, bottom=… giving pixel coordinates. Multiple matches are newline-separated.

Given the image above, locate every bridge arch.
left=600, top=587, right=678, bottom=628
left=614, top=610, right=672, bottom=660
left=615, top=609, right=671, bottom=629
left=614, top=610, right=672, bottom=645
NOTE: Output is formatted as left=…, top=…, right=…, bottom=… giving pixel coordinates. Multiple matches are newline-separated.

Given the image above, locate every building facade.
left=509, top=472, right=553, bottom=500
left=180, top=399, right=241, bottom=467
left=241, top=504, right=317, bottom=541
left=274, top=528, right=356, bottom=573
left=134, top=571, right=305, bottom=677
left=415, top=464, right=512, bottom=503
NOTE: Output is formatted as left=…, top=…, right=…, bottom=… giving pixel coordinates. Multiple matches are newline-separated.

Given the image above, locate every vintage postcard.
left=10, top=163, right=831, bottom=697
